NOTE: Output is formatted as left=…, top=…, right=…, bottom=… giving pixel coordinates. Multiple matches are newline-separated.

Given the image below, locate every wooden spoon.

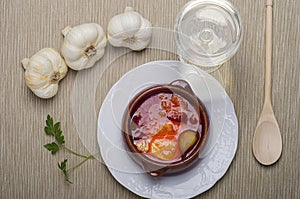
left=252, top=0, right=282, bottom=165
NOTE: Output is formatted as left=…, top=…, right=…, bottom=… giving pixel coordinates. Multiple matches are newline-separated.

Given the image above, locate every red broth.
left=130, top=92, right=202, bottom=163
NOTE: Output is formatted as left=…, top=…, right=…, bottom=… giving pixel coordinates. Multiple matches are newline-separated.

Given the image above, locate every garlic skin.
left=107, top=7, right=152, bottom=51
left=22, top=48, right=68, bottom=99
left=61, top=23, right=107, bottom=70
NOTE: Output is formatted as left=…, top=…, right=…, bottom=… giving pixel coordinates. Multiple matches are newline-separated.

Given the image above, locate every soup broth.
left=130, top=92, right=203, bottom=163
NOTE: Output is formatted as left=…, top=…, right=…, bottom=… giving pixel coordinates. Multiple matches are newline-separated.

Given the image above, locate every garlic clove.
left=22, top=48, right=68, bottom=99
left=61, top=42, right=83, bottom=61
left=31, top=84, right=59, bottom=99
left=66, top=25, right=98, bottom=47
left=61, top=23, right=107, bottom=71
left=107, top=7, right=152, bottom=51
left=121, top=14, right=142, bottom=33
left=125, top=19, right=152, bottom=51
left=108, top=13, right=141, bottom=36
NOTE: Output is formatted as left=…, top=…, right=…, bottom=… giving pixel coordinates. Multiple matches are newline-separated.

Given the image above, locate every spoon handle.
left=264, top=0, right=273, bottom=106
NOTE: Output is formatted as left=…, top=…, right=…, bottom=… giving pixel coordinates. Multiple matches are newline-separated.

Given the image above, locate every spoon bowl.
left=253, top=104, right=282, bottom=165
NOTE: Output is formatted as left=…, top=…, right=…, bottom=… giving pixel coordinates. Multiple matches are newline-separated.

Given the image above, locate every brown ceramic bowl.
left=122, top=80, right=209, bottom=176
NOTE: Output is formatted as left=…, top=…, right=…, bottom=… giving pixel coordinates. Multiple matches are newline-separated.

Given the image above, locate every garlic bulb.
left=21, top=48, right=68, bottom=99
left=61, top=23, right=107, bottom=70
left=107, top=7, right=152, bottom=51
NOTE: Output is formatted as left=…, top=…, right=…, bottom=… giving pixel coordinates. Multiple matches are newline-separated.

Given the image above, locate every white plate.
left=97, top=61, right=238, bottom=198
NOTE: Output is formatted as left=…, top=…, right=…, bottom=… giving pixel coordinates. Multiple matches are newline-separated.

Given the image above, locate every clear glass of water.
left=174, top=0, right=242, bottom=73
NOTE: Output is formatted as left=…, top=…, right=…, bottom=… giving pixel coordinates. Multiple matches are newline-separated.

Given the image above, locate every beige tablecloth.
left=1, top=0, right=299, bottom=198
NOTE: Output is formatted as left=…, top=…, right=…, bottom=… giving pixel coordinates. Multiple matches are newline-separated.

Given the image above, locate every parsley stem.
left=66, top=153, right=97, bottom=173
left=60, top=145, right=89, bottom=158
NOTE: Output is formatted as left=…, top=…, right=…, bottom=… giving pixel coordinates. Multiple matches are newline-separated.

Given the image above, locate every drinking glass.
left=174, top=0, right=242, bottom=73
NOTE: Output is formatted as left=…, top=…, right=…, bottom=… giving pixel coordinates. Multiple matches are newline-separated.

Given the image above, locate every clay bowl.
left=122, top=80, right=209, bottom=176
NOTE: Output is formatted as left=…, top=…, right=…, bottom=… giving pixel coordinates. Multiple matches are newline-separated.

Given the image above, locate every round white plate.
left=97, top=61, right=238, bottom=198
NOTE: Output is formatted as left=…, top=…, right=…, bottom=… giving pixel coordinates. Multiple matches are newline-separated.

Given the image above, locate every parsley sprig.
left=44, top=114, right=98, bottom=183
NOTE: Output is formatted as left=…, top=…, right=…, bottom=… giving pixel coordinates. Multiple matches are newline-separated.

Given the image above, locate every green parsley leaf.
left=44, top=115, right=64, bottom=146
left=53, top=122, right=60, bottom=132
left=46, top=114, right=54, bottom=129
left=58, top=159, right=72, bottom=183
left=44, top=142, right=59, bottom=154
left=58, top=159, right=67, bottom=170
left=44, top=126, right=53, bottom=135
left=55, top=129, right=65, bottom=145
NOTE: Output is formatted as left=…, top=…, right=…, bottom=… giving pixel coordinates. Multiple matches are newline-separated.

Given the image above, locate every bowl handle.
left=170, top=79, right=194, bottom=95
